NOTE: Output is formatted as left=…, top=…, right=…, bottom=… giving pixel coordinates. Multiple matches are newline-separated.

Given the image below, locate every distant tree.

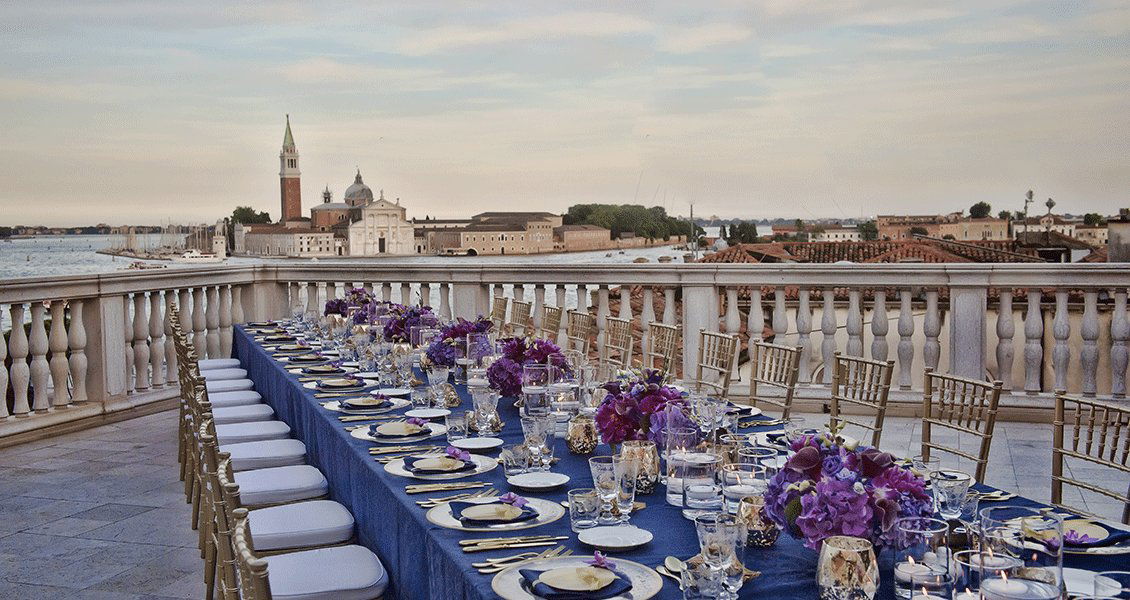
left=231, top=206, right=272, bottom=224
left=0, top=226, right=11, bottom=238
left=997, top=210, right=1013, bottom=220
left=857, top=220, right=878, bottom=240
left=969, top=201, right=992, bottom=218
left=942, top=234, right=956, bottom=240
left=718, top=224, right=727, bottom=240
left=909, top=226, right=929, bottom=236
left=1084, top=212, right=1106, bottom=226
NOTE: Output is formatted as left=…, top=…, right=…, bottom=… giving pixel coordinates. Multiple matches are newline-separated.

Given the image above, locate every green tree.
left=718, top=224, right=727, bottom=240
left=909, top=226, right=929, bottom=236
left=565, top=204, right=698, bottom=241
left=969, top=201, right=992, bottom=218
left=942, top=234, right=956, bottom=240
left=1084, top=212, right=1105, bottom=226
left=857, top=220, right=878, bottom=240
left=998, top=210, right=1013, bottom=220
left=231, top=206, right=272, bottom=224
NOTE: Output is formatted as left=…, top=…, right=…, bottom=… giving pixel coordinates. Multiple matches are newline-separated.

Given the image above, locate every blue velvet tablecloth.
left=233, top=326, right=1126, bottom=600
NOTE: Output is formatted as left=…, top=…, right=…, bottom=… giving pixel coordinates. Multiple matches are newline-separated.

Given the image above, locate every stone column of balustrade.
left=49, top=300, right=70, bottom=406
left=68, top=299, right=88, bottom=403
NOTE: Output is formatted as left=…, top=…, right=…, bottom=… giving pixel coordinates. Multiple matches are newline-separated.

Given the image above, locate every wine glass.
left=694, top=512, right=744, bottom=584
left=588, top=456, right=619, bottom=525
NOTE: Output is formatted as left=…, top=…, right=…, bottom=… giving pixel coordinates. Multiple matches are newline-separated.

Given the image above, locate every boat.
left=632, top=257, right=649, bottom=263
left=172, top=249, right=225, bottom=264
left=124, top=261, right=166, bottom=271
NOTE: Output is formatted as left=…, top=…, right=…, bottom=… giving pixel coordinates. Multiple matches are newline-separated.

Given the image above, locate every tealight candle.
left=954, top=588, right=979, bottom=600
left=895, top=559, right=940, bottom=583
left=980, top=575, right=1059, bottom=600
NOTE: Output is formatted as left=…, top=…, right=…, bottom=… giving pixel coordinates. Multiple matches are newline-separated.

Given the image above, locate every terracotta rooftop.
left=698, top=239, right=1044, bottom=264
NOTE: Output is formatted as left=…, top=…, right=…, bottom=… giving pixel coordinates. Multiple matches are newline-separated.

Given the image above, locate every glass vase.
left=620, top=440, right=660, bottom=495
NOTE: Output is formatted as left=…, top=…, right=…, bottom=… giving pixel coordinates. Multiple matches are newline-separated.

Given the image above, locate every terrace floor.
left=0, top=410, right=1123, bottom=599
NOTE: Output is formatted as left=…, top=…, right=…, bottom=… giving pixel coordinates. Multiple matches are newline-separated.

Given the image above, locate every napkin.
left=342, top=397, right=392, bottom=410
left=370, top=422, right=428, bottom=439
left=403, top=456, right=475, bottom=474
left=1065, top=526, right=1130, bottom=548
left=316, top=377, right=363, bottom=390
left=451, top=501, right=539, bottom=526
left=302, top=365, right=343, bottom=374
left=517, top=568, right=632, bottom=600
left=290, top=354, right=326, bottom=363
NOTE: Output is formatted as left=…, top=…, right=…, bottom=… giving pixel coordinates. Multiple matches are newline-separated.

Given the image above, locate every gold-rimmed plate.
left=425, top=496, right=561, bottom=531
left=350, top=422, right=447, bottom=444
left=323, top=397, right=409, bottom=414
left=490, top=555, right=661, bottom=600
left=387, top=453, right=497, bottom=482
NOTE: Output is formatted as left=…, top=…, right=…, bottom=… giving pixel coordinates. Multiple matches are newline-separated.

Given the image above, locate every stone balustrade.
left=1, top=262, right=1128, bottom=444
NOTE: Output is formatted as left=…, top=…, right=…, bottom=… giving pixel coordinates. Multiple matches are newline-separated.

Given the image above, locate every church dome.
left=343, top=170, right=373, bottom=206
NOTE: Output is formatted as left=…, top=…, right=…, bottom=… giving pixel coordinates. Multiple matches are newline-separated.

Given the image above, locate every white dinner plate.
left=727, top=404, right=762, bottom=418
left=352, top=371, right=381, bottom=379
left=405, top=408, right=451, bottom=419
left=506, top=472, right=570, bottom=492
left=376, top=387, right=413, bottom=397
left=1063, top=568, right=1101, bottom=597
left=451, top=437, right=504, bottom=452
left=322, top=398, right=409, bottom=414
left=577, top=525, right=654, bottom=552
left=425, top=496, right=562, bottom=531
left=302, top=379, right=376, bottom=392
left=349, top=422, right=447, bottom=444
left=748, top=431, right=787, bottom=448
left=491, top=555, right=661, bottom=600
left=386, top=453, right=497, bottom=482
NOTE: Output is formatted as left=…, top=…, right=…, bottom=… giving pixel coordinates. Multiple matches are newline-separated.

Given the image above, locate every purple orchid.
left=406, top=417, right=428, bottom=427
left=1064, top=530, right=1099, bottom=545
left=585, top=551, right=616, bottom=570
left=445, top=446, right=471, bottom=461
left=498, top=492, right=528, bottom=508
left=595, top=369, right=691, bottom=445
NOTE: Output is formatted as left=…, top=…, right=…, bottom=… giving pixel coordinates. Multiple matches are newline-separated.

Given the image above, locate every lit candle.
left=895, top=557, right=938, bottom=583
left=911, top=588, right=947, bottom=600
left=980, top=574, right=1060, bottom=600
left=954, top=588, right=979, bottom=600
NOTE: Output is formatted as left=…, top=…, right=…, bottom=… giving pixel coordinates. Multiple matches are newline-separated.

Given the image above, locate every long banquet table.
left=234, top=326, right=1126, bottom=600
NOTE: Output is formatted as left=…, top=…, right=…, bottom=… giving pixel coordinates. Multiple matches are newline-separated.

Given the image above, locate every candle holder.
left=620, top=440, right=660, bottom=494
left=816, top=535, right=879, bottom=600
left=737, top=495, right=779, bottom=547
left=978, top=506, right=1062, bottom=600
left=910, top=572, right=955, bottom=599
left=565, top=414, right=598, bottom=455
left=893, top=517, right=950, bottom=599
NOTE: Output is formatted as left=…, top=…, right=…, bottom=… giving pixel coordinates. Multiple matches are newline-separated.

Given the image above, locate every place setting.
left=307, top=375, right=379, bottom=396
left=425, top=491, right=565, bottom=532
left=351, top=417, right=448, bottom=444
left=490, top=550, right=663, bottom=600
left=289, top=362, right=355, bottom=378
left=323, top=393, right=410, bottom=415
left=385, top=444, right=496, bottom=480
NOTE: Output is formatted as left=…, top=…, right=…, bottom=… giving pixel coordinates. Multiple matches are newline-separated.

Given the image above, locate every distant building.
left=936, top=218, right=1010, bottom=241
left=1012, top=214, right=1075, bottom=238
left=279, top=115, right=303, bottom=224
left=876, top=213, right=962, bottom=240
left=234, top=223, right=339, bottom=257
left=811, top=226, right=861, bottom=242
left=1073, top=224, right=1108, bottom=246
left=553, top=224, right=611, bottom=251
left=342, top=179, right=414, bottom=256
left=429, top=212, right=560, bottom=255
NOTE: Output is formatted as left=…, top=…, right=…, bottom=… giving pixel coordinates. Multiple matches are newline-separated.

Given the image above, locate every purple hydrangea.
left=323, top=298, right=348, bottom=316
left=486, top=337, right=566, bottom=397
left=594, top=369, right=690, bottom=445
left=382, top=304, right=435, bottom=343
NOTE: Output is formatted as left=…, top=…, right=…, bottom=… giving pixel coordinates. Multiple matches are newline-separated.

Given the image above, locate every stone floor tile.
left=88, top=546, right=206, bottom=599
left=24, top=516, right=115, bottom=537
left=0, top=497, right=100, bottom=536
left=70, top=503, right=158, bottom=522
left=78, top=507, right=199, bottom=548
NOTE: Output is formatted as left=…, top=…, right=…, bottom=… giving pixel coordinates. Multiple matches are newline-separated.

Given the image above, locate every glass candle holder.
left=893, top=517, right=951, bottom=599
left=978, top=506, right=1062, bottom=600
left=910, top=572, right=955, bottom=600
left=565, top=414, right=597, bottom=455
left=817, top=536, right=879, bottom=600
left=682, top=451, right=723, bottom=511
left=521, top=364, right=550, bottom=416
left=952, top=550, right=982, bottom=598
left=737, top=495, right=780, bottom=547
left=620, top=440, right=660, bottom=495
left=721, top=462, right=767, bottom=513
left=664, top=426, right=699, bottom=506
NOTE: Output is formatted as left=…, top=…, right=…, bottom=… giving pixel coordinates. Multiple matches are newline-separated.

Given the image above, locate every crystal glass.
left=613, top=455, right=640, bottom=523
left=426, top=365, right=450, bottom=387
left=445, top=412, right=467, bottom=442
left=466, top=332, right=492, bottom=366
left=521, top=364, right=550, bottom=416
left=911, top=455, right=941, bottom=479
left=978, top=506, right=1062, bottom=600
left=931, top=470, right=974, bottom=520
left=470, top=388, right=499, bottom=434
left=680, top=561, right=723, bottom=600
left=565, top=414, right=598, bottom=455
left=664, top=426, right=700, bottom=506
left=694, top=513, right=744, bottom=574
left=784, top=417, right=819, bottom=445
left=682, top=451, right=723, bottom=511
left=588, top=456, right=619, bottom=524
left=568, top=488, right=601, bottom=532
left=453, top=345, right=470, bottom=384
left=410, top=389, right=430, bottom=409
left=499, top=444, right=531, bottom=476
left=892, top=517, right=950, bottom=599
left=409, top=325, right=427, bottom=348
left=690, top=395, right=725, bottom=441
left=721, top=463, right=767, bottom=513
left=1095, top=571, right=1130, bottom=599
left=520, top=415, right=553, bottom=471
left=418, top=327, right=440, bottom=350
left=620, top=440, right=660, bottom=495
left=717, top=433, right=747, bottom=465
left=720, top=527, right=748, bottom=600
left=817, top=535, right=879, bottom=600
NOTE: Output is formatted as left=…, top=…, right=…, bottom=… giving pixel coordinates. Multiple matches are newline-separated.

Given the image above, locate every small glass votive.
left=893, top=517, right=950, bottom=600
left=911, top=572, right=955, bottom=600
left=410, top=389, right=430, bottom=408
left=467, top=367, right=490, bottom=389
left=952, top=550, right=982, bottom=595
left=682, top=452, right=723, bottom=511
left=566, top=414, right=598, bottom=455
left=721, top=463, right=767, bottom=513
left=444, top=412, right=467, bottom=442
left=568, top=488, right=601, bottom=532
left=500, top=444, right=531, bottom=476
left=737, top=495, right=779, bottom=547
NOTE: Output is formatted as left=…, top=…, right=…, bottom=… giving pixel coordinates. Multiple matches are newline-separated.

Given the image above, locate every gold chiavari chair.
left=828, top=353, right=895, bottom=448
left=692, top=329, right=739, bottom=400
left=644, top=322, right=680, bottom=376
left=921, top=370, right=1003, bottom=483
left=602, top=316, right=634, bottom=368
left=1053, top=392, right=1130, bottom=524
left=747, top=339, right=803, bottom=418
left=507, top=299, right=533, bottom=336
left=538, top=305, right=562, bottom=341
left=489, top=295, right=509, bottom=332
left=565, top=310, right=597, bottom=355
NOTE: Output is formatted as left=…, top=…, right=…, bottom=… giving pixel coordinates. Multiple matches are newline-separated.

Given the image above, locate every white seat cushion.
left=265, top=545, right=388, bottom=600
left=215, top=420, right=291, bottom=445
left=201, top=368, right=248, bottom=381
left=248, top=500, right=354, bottom=551
left=222, top=439, right=306, bottom=471
left=212, top=404, right=275, bottom=425
left=208, top=390, right=263, bottom=408
left=206, top=379, right=253, bottom=393
left=234, top=465, right=328, bottom=506
left=199, top=358, right=241, bottom=370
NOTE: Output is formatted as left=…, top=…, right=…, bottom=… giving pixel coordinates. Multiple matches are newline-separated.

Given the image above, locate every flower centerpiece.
left=382, top=304, right=435, bottom=343
left=486, top=337, right=564, bottom=397
left=323, top=287, right=376, bottom=317
left=593, top=369, right=695, bottom=445
left=764, top=430, right=933, bottom=551
left=425, top=317, right=493, bottom=368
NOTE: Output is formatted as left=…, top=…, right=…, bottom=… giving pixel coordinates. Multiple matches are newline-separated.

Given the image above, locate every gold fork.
left=418, top=488, right=499, bottom=508
left=471, top=546, right=563, bottom=570
left=477, top=548, right=572, bottom=573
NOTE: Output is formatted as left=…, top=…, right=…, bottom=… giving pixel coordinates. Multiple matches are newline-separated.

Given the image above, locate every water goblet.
left=681, top=561, right=724, bottom=600
left=500, top=444, right=531, bottom=476
left=588, top=456, right=619, bottom=525
left=613, top=455, right=640, bottom=523
left=930, top=470, right=973, bottom=520
left=470, top=389, right=499, bottom=434
left=520, top=415, right=552, bottom=471
left=568, top=488, right=601, bottom=532
left=694, top=513, right=744, bottom=577
left=410, top=389, right=430, bottom=409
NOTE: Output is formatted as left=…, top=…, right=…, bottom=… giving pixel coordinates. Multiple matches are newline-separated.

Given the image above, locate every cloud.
left=397, top=12, right=652, bottom=55
left=659, top=23, right=753, bottom=54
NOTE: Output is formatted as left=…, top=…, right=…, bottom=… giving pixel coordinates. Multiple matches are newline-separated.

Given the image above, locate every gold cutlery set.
left=416, top=488, right=499, bottom=508
left=375, top=448, right=442, bottom=464
left=471, top=546, right=573, bottom=574
left=405, top=481, right=489, bottom=494
left=461, top=536, right=571, bottom=554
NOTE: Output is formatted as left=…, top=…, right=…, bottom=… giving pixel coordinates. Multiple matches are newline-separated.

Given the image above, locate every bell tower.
left=279, top=115, right=302, bottom=223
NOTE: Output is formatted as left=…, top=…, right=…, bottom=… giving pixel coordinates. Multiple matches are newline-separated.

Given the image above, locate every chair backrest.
left=565, top=310, right=596, bottom=355
left=489, top=296, right=508, bottom=330
left=645, top=322, right=680, bottom=376
left=231, top=509, right=273, bottom=600
left=538, top=305, right=562, bottom=341
left=602, top=316, right=633, bottom=368
left=1053, top=393, right=1130, bottom=524
left=694, top=330, right=739, bottom=400
left=508, top=300, right=533, bottom=336
left=747, top=339, right=802, bottom=418
left=921, top=370, right=1002, bottom=483
left=829, top=353, right=895, bottom=448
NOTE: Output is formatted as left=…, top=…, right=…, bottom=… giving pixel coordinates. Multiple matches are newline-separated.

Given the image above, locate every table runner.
left=234, top=326, right=1125, bottom=599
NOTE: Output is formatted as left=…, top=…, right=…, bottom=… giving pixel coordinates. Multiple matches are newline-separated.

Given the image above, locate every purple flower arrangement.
left=382, top=304, right=436, bottom=343
left=498, top=492, right=529, bottom=508
left=593, top=369, right=692, bottom=445
left=323, top=298, right=348, bottom=316
left=324, top=288, right=376, bottom=317
left=425, top=317, right=493, bottom=367
left=485, top=337, right=565, bottom=396
left=764, top=431, right=933, bottom=551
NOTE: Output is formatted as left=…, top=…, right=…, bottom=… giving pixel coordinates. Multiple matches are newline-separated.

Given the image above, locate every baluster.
left=748, top=288, right=764, bottom=341
left=578, top=284, right=590, bottom=312
left=897, top=290, right=914, bottom=390
left=149, top=291, right=164, bottom=388
left=724, top=287, right=740, bottom=335
left=640, top=287, right=655, bottom=359
left=165, top=290, right=180, bottom=386
left=192, top=287, right=206, bottom=359
left=178, top=288, right=191, bottom=324
left=870, top=290, right=888, bottom=362
left=994, top=291, right=1015, bottom=391
left=821, top=289, right=837, bottom=384
left=555, top=286, right=567, bottom=343
left=533, top=285, right=546, bottom=331
left=231, top=285, right=244, bottom=325
left=620, top=285, right=634, bottom=360
left=49, top=301, right=69, bottom=406
left=514, top=284, right=525, bottom=304
left=796, top=288, right=813, bottom=383
left=219, top=285, right=233, bottom=357
left=68, top=300, right=87, bottom=403
left=401, top=282, right=411, bottom=305
left=1052, top=290, right=1070, bottom=392
left=420, top=283, right=432, bottom=308
left=123, top=297, right=135, bottom=393
left=0, top=304, right=8, bottom=418
left=439, top=283, right=452, bottom=320
left=772, top=288, right=788, bottom=342
left=306, top=282, right=318, bottom=313
left=923, top=290, right=941, bottom=372
left=1111, top=289, right=1129, bottom=399
left=1080, top=290, right=1098, bottom=397
left=9, top=304, right=30, bottom=414
left=381, top=282, right=392, bottom=302
left=29, top=303, right=50, bottom=410
left=1023, top=290, right=1043, bottom=394
left=663, top=288, right=676, bottom=325
left=133, top=293, right=150, bottom=391
left=362, top=282, right=374, bottom=296
left=846, top=289, right=863, bottom=357
left=596, top=285, right=610, bottom=360
left=206, top=286, right=220, bottom=359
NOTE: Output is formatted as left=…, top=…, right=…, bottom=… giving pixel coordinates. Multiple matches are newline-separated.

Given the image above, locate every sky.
left=1, top=1, right=1128, bottom=226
